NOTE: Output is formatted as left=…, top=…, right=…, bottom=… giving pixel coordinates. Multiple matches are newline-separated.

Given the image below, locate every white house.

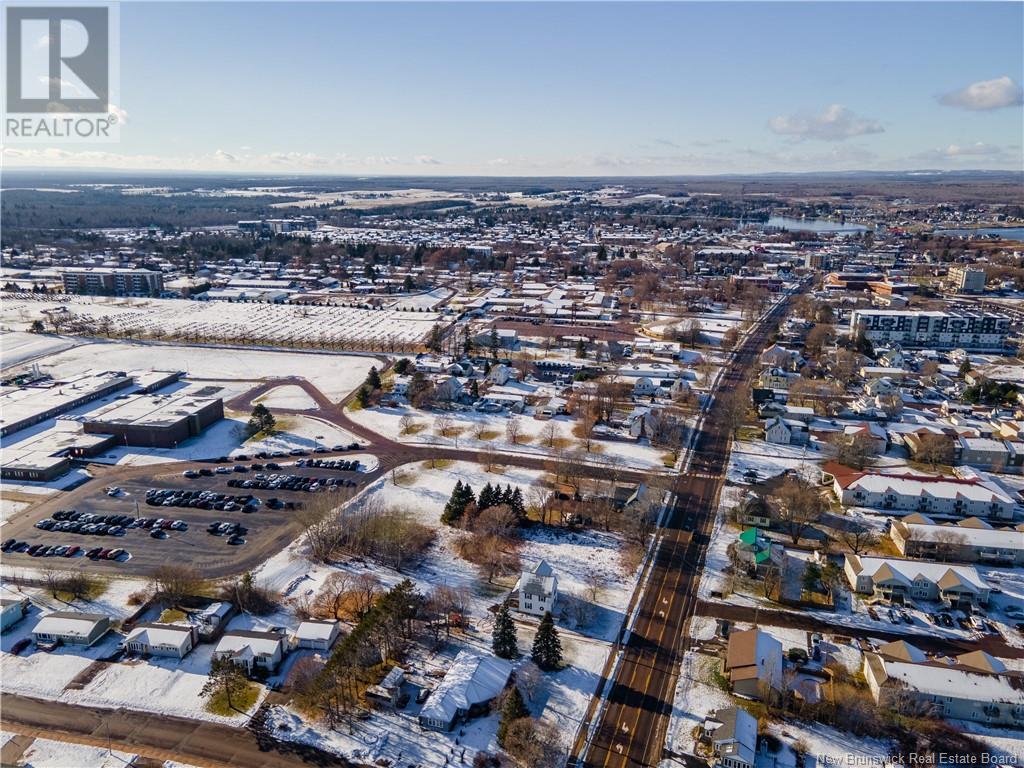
left=123, top=622, right=195, bottom=659
left=214, top=630, right=287, bottom=673
left=763, top=416, right=808, bottom=446
left=487, top=364, right=518, bottom=386
left=517, top=560, right=558, bottom=616
left=723, top=628, right=783, bottom=700
left=293, top=619, right=340, bottom=651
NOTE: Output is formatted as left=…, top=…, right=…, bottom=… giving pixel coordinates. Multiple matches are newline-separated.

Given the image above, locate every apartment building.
left=62, top=267, right=164, bottom=296
left=849, top=309, right=1010, bottom=351
left=844, top=555, right=991, bottom=610
left=889, top=514, right=1024, bottom=566
left=864, top=641, right=1024, bottom=727
left=948, top=266, right=986, bottom=294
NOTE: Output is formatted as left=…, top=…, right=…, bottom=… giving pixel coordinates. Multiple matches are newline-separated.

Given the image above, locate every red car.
left=63, top=545, right=80, bottom=557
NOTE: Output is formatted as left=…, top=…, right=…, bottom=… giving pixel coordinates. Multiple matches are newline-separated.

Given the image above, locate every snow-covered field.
left=2, top=294, right=442, bottom=349
left=256, top=384, right=319, bottom=410
left=727, top=439, right=827, bottom=485
left=1, top=336, right=377, bottom=403
left=256, top=460, right=642, bottom=764
left=0, top=331, right=78, bottom=368
left=348, top=405, right=673, bottom=471
left=5, top=734, right=138, bottom=768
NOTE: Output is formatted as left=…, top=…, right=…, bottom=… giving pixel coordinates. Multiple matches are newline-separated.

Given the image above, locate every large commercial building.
left=849, top=309, right=1011, bottom=351
left=0, top=371, right=133, bottom=437
left=61, top=268, right=164, bottom=296
left=948, top=266, right=986, bottom=294
left=83, top=392, right=224, bottom=448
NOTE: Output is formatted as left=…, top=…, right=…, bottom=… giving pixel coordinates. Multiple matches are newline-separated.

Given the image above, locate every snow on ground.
left=663, top=650, right=733, bottom=757
left=348, top=405, right=672, bottom=471
left=11, top=735, right=137, bottom=767
left=728, top=439, right=826, bottom=485
left=87, top=412, right=364, bottom=466
left=257, top=460, right=641, bottom=763
left=951, top=720, right=1024, bottom=760
left=1, top=498, right=30, bottom=526
left=0, top=468, right=93, bottom=497
left=0, top=331, right=78, bottom=368
left=764, top=720, right=896, bottom=765
left=2, top=295, right=440, bottom=351
left=1, top=335, right=378, bottom=403
left=256, top=384, right=319, bottom=410
left=62, top=643, right=266, bottom=725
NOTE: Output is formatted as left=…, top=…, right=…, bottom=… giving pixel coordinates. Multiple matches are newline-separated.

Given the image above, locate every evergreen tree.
left=496, top=685, right=529, bottom=746
left=575, top=339, right=587, bottom=359
left=479, top=483, right=495, bottom=511
left=489, top=328, right=500, bottom=358
left=441, top=480, right=465, bottom=526
left=531, top=611, right=563, bottom=671
left=393, top=358, right=411, bottom=375
left=247, top=403, right=276, bottom=436
left=355, top=385, right=371, bottom=408
left=510, top=487, right=525, bottom=521
left=470, top=380, right=480, bottom=399
left=366, top=366, right=382, bottom=390
left=501, top=485, right=514, bottom=506
left=492, top=603, right=518, bottom=660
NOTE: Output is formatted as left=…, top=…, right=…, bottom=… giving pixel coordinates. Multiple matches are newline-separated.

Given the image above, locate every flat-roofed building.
left=850, top=309, right=1010, bottom=352
left=0, top=371, right=133, bottom=437
left=83, top=393, right=223, bottom=448
left=948, top=266, right=986, bottom=294
left=61, top=267, right=164, bottom=297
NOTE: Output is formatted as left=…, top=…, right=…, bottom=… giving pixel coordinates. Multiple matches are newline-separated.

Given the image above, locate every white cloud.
left=941, top=142, right=1004, bottom=157
left=213, top=149, right=237, bottom=163
left=768, top=104, right=884, bottom=141
left=414, top=155, right=442, bottom=165
left=939, top=77, right=1023, bottom=111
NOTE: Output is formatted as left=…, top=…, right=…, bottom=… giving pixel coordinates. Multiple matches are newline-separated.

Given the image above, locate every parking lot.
left=1, top=459, right=368, bottom=578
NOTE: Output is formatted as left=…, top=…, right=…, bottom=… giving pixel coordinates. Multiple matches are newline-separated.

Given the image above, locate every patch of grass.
left=346, top=399, right=364, bottom=412
left=422, top=458, right=455, bottom=470
left=736, top=426, right=762, bottom=441
left=477, top=429, right=501, bottom=441
left=551, top=437, right=575, bottom=450
left=159, top=608, right=186, bottom=623
left=55, top=575, right=108, bottom=603
left=204, top=680, right=261, bottom=717
left=661, top=452, right=679, bottom=468
left=392, top=469, right=421, bottom=486
left=402, top=423, right=426, bottom=436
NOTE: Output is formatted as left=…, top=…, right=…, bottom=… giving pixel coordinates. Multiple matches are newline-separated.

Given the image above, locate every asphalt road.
left=570, top=293, right=797, bottom=768
left=0, top=694, right=350, bottom=768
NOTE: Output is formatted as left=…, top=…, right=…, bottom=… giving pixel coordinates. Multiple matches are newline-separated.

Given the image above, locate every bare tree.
left=541, top=420, right=560, bottom=448
left=505, top=416, right=523, bottom=445
left=836, top=525, right=880, bottom=556
left=398, top=413, right=416, bottom=435
left=771, top=475, right=828, bottom=545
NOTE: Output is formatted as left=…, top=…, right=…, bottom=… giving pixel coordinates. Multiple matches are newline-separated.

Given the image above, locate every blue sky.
left=7, top=1, right=1023, bottom=174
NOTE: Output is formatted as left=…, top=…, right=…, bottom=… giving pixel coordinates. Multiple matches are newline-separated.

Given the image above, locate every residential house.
left=123, top=623, right=196, bottom=658
left=764, top=416, right=806, bottom=445
left=517, top=560, right=558, bottom=616
left=434, top=376, right=464, bottom=403
left=366, top=666, right=406, bottom=708
left=843, top=554, right=991, bottom=610
left=957, top=437, right=1010, bottom=472
left=864, top=641, right=1024, bottom=726
left=723, top=628, right=783, bottom=700
left=418, top=651, right=513, bottom=731
left=196, top=602, right=233, bottom=639
left=0, top=598, right=29, bottom=632
left=32, top=611, right=111, bottom=647
left=737, top=495, right=771, bottom=528
left=487, top=364, right=518, bottom=386
left=701, top=707, right=758, bottom=768
left=214, top=630, right=287, bottom=673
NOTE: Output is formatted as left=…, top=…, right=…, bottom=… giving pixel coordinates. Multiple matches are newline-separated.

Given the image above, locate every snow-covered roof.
left=32, top=611, right=108, bottom=638
left=295, top=620, right=338, bottom=642
left=418, top=651, right=512, bottom=725
left=123, top=622, right=192, bottom=649
left=216, top=630, right=284, bottom=657
left=848, top=555, right=989, bottom=594
left=872, top=654, right=1024, bottom=705
left=839, top=471, right=1015, bottom=506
